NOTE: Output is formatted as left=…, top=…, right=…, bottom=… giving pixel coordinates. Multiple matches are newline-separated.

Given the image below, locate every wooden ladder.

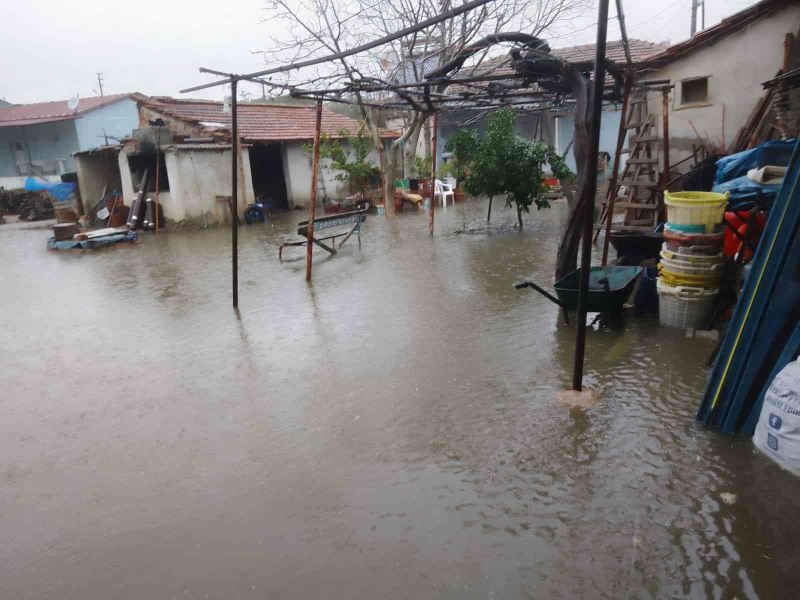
left=595, top=85, right=662, bottom=237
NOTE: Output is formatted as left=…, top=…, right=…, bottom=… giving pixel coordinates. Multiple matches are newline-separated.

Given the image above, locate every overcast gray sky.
left=0, top=0, right=758, bottom=105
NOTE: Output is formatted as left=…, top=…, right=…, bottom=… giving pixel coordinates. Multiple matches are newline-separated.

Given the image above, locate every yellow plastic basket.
left=659, top=266, right=720, bottom=289
left=665, top=191, right=729, bottom=234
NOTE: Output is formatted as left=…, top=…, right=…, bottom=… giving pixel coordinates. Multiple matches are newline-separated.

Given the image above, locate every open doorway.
left=249, top=143, right=288, bottom=209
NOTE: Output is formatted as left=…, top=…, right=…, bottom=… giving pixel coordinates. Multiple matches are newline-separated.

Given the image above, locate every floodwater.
left=1, top=200, right=799, bottom=599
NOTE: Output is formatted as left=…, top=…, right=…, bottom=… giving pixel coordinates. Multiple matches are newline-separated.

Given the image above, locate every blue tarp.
left=712, top=176, right=782, bottom=209
left=24, top=177, right=77, bottom=203
left=712, top=139, right=794, bottom=209
left=714, top=139, right=795, bottom=185
left=47, top=231, right=138, bottom=250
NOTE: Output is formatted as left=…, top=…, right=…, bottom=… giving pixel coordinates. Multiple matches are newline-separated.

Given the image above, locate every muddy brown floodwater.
left=2, top=200, right=799, bottom=599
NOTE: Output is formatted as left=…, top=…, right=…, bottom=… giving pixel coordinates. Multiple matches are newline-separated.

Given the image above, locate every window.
left=681, top=77, right=709, bottom=105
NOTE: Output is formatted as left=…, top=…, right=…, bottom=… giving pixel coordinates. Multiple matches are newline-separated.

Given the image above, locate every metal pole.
left=231, top=79, right=239, bottom=308
left=306, top=99, right=323, bottom=282
left=691, top=0, right=698, bottom=36
left=659, top=86, right=671, bottom=221
left=701, top=0, right=705, bottom=30
left=601, top=76, right=632, bottom=266
left=154, top=125, right=160, bottom=235
left=572, top=0, right=610, bottom=392
left=429, top=111, right=438, bottom=237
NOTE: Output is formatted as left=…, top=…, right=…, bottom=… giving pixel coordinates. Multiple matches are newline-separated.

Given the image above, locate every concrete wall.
left=647, top=3, right=800, bottom=168
left=0, top=119, right=79, bottom=177
left=283, top=141, right=377, bottom=208
left=554, top=107, right=623, bottom=174
left=119, top=146, right=254, bottom=226
left=74, top=98, right=139, bottom=151
left=74, top=149, right=122, bottom=211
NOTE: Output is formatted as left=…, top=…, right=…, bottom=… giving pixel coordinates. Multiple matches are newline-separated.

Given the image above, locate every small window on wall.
left=681, top=76, right=709, bottom=105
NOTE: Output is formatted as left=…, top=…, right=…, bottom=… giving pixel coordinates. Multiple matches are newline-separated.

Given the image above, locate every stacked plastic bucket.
left=658, top=191, right=729, bottom=328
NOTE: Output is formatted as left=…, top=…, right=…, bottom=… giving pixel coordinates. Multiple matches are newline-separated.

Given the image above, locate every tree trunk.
left=403, top=116, right=424, bottom=177
left=516, top=203, right=523, bottom=230
left=422, top=117, right=432, bottom=160
left=562, top=179, right=577, bottom=213
left=555, top=71, right=591, bottom=280
left=487, top=196, right=493, bottom=222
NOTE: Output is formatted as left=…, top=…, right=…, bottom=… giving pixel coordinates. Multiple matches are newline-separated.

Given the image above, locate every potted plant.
left=444, top=128, right=478, bottom=202
left=414, top=154, right=432, bottom=196
left=309, top=126, right=380, bottom=205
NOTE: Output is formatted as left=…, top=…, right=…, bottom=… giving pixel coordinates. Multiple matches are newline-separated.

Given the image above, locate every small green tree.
left=413, top=154, right=432, bottom=181
left=308, top=127, right=379, bottom=195
left=444, top=128, right=479, bottom=188
left=463, top=108, right=572, bottom=229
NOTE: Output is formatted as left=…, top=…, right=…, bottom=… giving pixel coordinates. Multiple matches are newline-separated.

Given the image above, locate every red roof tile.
left=0, top=94, right=132, bottom=127
left=447, top=39, right=667, bottom=95
left=138, top=96, right=397, bottom=142
left=551, top=39, right=668, bottom=64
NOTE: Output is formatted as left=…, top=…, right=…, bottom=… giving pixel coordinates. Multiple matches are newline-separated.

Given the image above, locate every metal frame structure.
left=179, top=0, right=626, bottom=391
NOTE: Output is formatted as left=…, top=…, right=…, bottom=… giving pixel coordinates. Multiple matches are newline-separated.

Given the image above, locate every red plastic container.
left=663, top=227, right=724, bottom=255
left=723, top=211, right=766, bottom=258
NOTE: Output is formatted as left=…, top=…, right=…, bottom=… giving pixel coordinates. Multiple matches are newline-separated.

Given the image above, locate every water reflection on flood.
left=1, top=201, right=798, bottom=599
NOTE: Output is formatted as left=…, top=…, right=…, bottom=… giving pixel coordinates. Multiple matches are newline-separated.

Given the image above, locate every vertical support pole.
left=429, top=111, right=438, bottom=237
left=154, top=125, right=160, bottom=235
left=306, top=99, right=323, bottom=282
left=572, top=0, right=609, bottom=392
left=601, top=76, right=632, bottom=266
left=690, top=0, right=698, bottom=36
left=231, top=78, right=239, bottom=308
left=701, top=0, right=705, bottom=31
left=659, top=86, right=671, bottom=220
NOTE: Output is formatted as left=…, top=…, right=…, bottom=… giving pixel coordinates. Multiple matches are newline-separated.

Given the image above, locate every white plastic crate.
left=657, top=279, right=718, bottom=329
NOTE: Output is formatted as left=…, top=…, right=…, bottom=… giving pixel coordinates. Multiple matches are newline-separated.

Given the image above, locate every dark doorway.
left=249, top=143, right=288, bottom=209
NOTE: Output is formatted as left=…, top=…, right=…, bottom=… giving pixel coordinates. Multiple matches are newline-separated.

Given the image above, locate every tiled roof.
left=137, top=96, right=398, bottom=142
left=643, top=0, right=788, bottom=66
left=0, top=94, right=132, bottom=128
left=551, top=39, right=668, bottom=64
left=446, top=38, right=667, bottom=96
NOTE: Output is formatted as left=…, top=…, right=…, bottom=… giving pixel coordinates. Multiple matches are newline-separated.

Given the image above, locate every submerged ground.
left=2, top=200, right=799, bottom=599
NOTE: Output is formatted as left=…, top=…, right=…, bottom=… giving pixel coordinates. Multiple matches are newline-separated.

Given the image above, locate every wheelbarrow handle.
left=514, top=280, right=567, bottom=309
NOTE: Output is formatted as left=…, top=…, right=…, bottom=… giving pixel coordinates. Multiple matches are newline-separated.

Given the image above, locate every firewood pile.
left=729, top=28, right=800, bottom=152
left=0, top=189, right=55, bottom=221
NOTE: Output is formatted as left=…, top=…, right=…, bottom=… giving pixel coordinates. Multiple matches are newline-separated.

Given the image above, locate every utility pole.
left=96, top=72, right=105, bottom=96
left=690, top=0, right=705, bottom=36
left=701, top=0, right=705, bottom=30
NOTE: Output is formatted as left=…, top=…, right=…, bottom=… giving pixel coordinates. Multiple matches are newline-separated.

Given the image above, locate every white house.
left=74, top=95, right=397, bottom=227
left=642, top=0, right=800, bottom=168
left=0, top=94, right=139, bottom=189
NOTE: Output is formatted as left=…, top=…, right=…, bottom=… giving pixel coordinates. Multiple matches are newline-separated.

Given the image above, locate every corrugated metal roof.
left=137, top=96, right=398, bottom=142
left=0, top=94, right=132, bottom=128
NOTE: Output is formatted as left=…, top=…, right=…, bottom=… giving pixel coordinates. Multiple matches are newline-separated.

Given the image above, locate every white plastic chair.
left=435, top=179, right=455, bottom=208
